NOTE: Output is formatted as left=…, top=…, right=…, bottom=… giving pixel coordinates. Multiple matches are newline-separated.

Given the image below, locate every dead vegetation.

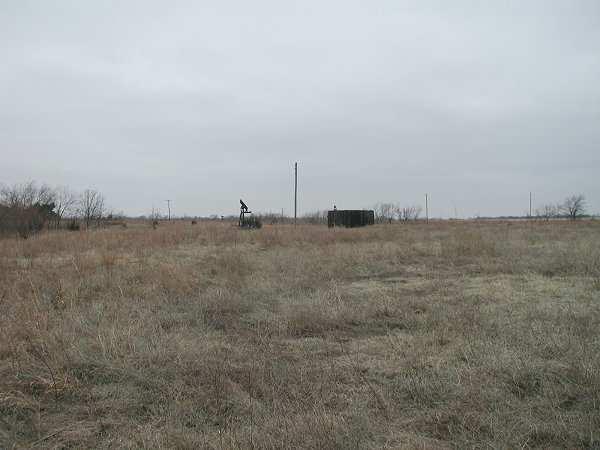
left=0, top=220, right=599, bottom=448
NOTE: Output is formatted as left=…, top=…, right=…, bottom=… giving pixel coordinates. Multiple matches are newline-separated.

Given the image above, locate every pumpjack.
left=239, top=199, right=251, bottom=227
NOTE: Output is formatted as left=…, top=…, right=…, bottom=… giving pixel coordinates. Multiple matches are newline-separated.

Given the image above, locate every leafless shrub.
left=147, top=207, right=161, bottom=229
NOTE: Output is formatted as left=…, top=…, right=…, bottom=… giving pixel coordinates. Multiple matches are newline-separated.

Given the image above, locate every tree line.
left=372, top=202, right=423, bottom=223
left=535, top=195, right=587, bottom=221
left=302, top=195, right=588, bottom=224
left=0, top=181, right=113, bottom=238
left=300, top=204, right=424, bottom=225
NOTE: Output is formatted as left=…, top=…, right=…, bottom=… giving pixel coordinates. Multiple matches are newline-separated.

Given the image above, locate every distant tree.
left=395, top=205, right=422, bottom=221
left=374, top=202, right=396, bottom=223
left=0, top=181, right=56, bottom=238
left=105, top=207, right=116, bottom=221
left=535, top=203, right=559, bottom=221
left=54, top=185, right=78, bottom=228
left=302, top=210, right=328, bottom=225
left=400, top=207, right=411, bottom=221
left=148, top=207, right=161, bottom=229
left=561, top=195, right=586, bottom=221
left=257, top=211, right=288, bottom=224
left=1, top=181, right=54, bottom=208
left=78, top=189, right=106, bottom=229
left=411, top=206, right=423, bottom=221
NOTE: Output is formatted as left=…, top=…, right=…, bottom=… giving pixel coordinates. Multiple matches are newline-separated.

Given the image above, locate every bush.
left=242, top=216, right=262, bottom=229
left=0, top=203, right=55, bottom=238
left=67, top=220, right=80, bottom=231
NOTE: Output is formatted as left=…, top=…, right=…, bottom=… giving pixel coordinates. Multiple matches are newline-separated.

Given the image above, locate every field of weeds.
left=1, top=220, right=599, bottom=448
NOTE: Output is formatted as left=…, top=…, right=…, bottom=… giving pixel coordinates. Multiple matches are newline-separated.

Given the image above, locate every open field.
left=1, top=220, right=599, bottom=448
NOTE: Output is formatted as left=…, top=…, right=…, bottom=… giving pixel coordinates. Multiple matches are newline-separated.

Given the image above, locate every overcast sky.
left=1, top=1, right=599, bottom=218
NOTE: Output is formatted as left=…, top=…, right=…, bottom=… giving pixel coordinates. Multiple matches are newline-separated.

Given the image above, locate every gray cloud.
left=1, top=0, right=599, bottom=218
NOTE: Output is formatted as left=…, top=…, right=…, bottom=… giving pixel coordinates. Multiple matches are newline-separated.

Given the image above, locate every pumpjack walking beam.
left=239, top=199, right=251, bottom=227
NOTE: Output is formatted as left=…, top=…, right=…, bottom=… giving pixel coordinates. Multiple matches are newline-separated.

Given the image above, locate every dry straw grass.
left=0, top=220, right=599, bottom=448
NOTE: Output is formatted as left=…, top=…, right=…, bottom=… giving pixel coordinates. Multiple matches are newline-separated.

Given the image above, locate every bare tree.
left=562, top=195, right=586, bottom=221
left=1, top=182, right=35, bottom=208
left=38, top=183, right=55, bottom=206
left=412, top=206, right=423, bottom=221
left=79, top=189, right=106, bottom=229
left=401, top=207, right=412, bottom=221
left=93, top=193, right=106, bottom=228
left=394, top=205, right=423, bottom=221
left=54, top=185, right=78, bottom=228
left=148, top=207, right=161, bottom=229
left=374, top=202, right=396, bottom=223
left=535, top=203, right=559, bottom=221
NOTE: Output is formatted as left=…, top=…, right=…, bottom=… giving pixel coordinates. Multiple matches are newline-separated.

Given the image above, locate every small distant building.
left=327, top=209, right=375, bottom=228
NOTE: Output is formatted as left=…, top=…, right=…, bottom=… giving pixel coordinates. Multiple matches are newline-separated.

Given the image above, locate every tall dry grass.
left=0, top=220, right=598, bottom=448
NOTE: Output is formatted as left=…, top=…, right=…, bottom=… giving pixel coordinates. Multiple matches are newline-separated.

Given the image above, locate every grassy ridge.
left=1, top=221, right=599, bottom=448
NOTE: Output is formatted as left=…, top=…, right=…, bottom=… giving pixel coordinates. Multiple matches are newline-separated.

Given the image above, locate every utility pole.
left=529, top=192, right=532, bottom=221
left=455, top=206, right=458, bottom=220
left=425, top=193, right=428, bottom=223
left=294, top=162, right=298, bottom=227
left=166, top=200, right=171, bottom=221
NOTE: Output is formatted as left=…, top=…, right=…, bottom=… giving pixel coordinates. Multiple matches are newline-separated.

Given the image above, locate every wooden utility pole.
left=294, top=162, right=298, bottom=227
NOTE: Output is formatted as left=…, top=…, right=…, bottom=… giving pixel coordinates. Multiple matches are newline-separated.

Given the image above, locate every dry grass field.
left=1, top=220, right=599, bottom=448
